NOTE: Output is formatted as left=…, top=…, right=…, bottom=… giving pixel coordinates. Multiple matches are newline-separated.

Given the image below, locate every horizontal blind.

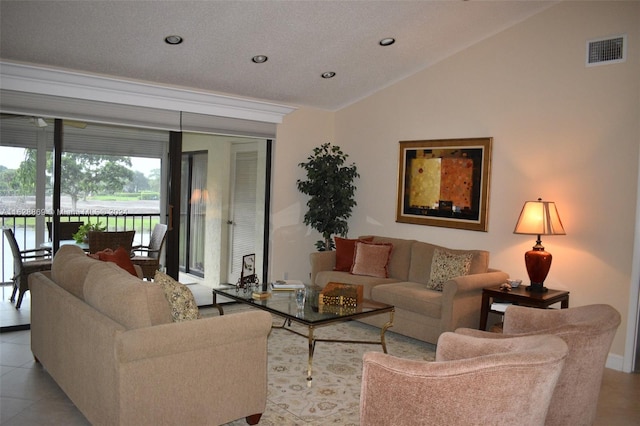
left=0, top=112, right=168, bottom=158
left=0, top=89, right=277, bottom=139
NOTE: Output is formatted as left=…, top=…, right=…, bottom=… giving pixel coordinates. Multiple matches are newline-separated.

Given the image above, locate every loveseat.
left=29, top=245, right=273, bottom=426
left=310, top=236, right=508, bottom=345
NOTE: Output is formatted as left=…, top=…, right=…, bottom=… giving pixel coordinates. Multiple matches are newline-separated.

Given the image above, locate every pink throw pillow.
left=334, top=236, right=374, bottom=272
left=350, top=241, right=393, bottom=278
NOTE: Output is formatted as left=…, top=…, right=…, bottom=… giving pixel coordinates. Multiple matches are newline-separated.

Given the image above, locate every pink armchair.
left=360, top=332, right=568, bottom=426
left=456, top=304, right=621, bottom=425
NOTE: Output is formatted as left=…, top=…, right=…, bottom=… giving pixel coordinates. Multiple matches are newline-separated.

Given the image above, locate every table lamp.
left=513, top=198, right=566, bottom=293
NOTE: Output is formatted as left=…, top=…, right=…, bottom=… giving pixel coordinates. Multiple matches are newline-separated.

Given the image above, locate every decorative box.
left=319, top=282, right=363, bottom=307
left=318, top=304, right=357, bottom=315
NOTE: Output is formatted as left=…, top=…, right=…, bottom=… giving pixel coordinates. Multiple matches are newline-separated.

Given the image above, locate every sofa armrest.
left=310, top=251, right=336, bottom=286
left=439, top=270, right=509, bottom=333
left=115, top=310, right=273, bottom=425
left=443, top=270, right=509, bottom=296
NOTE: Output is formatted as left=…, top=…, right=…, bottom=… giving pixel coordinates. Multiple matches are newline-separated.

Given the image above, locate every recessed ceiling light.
left=251, top=55, right=268, bottom=63
left=164, top=35, right=183, bottom=45
left=321, top=71, right=336, bottom=79
left=379, top=37, right=396, bottom=46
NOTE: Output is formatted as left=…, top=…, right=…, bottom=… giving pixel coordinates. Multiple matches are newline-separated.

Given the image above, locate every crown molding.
left=0, top=61, right=296, bottom=124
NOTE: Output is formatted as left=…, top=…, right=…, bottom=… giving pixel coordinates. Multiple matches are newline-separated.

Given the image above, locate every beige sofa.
left=310, top=236, right=508, bottom=345
left=30, top=245, right=272, bottom=426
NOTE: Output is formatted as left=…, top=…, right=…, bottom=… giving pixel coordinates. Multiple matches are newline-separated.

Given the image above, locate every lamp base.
left=524, top=241, right=552, bottom=294
left=526, top=282, right=548, bottom=293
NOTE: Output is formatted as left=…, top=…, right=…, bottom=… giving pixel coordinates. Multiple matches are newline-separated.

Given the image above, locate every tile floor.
left=0, top=287, right=31, bottom=333
left=1, top=287, right=639, bottom=425
left=3, top=330, right=640, bottom=425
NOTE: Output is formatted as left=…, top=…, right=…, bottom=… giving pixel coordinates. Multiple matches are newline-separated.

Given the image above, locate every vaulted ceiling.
left=0, top=1, right=557, bottom=111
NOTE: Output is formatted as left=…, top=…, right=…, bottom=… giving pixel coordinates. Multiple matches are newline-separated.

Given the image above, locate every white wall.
left=270, top=108, right=335, bottom=282
left=271, top=1, right=640, bottom=362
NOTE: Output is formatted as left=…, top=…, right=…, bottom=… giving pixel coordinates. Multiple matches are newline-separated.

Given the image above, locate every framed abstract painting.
left=396, top=137, right=493, bottom=231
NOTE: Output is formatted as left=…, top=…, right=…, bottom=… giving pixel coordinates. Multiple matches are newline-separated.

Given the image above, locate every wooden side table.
left=479, top=285, right=570, bottom=330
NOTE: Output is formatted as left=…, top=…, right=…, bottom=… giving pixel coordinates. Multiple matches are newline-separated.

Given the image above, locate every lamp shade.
left=514, top=199, right=566, bottom=236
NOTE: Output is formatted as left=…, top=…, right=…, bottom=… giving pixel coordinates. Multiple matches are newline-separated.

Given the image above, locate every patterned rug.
left=201, top=303, right=436, bottom=425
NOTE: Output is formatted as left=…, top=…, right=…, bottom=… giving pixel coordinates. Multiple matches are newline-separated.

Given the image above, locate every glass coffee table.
left=212, top=284, right=394, bottom=381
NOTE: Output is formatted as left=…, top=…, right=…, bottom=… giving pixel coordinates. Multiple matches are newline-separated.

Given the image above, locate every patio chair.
left=455, top=304, right=621, bottom=426
left=360, top=332, right=568, bottom=426
left=46, top=221, right=84, bottom=241
left=87, top=230, right=135, bottom=254
left=3, top=228, right=52, bottom=309
left=131, top=223, right=168, bottom=279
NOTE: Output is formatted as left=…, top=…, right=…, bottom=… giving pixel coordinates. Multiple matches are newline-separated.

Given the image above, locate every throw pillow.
left=426, top=248, right=473, bottom=291
left=334, top=236, right=374, bottom=271
left=350, top=241, right=393, bottom=278
left=153, top=271, right=201, bottom=322
left=89, top=247, right=138, bottom=276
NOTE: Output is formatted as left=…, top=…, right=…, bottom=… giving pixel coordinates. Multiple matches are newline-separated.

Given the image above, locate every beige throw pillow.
left=426, top=248, right=473, bottom=291
left=154, top=271, right=201, bottom=322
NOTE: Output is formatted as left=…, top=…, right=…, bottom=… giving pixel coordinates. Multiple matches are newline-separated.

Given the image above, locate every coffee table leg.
left=307, top=326, right=316, bottom=381
left=380, top=308, right=394, bottom=354
left=211, top=293, right=224, bottom=315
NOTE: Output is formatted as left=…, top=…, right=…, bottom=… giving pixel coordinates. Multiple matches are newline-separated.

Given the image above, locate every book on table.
left=271, top=280, right=305, bottom=291
left=490, top=302, right=512, bottom=313
left=252, top=291, right=271, bottom=300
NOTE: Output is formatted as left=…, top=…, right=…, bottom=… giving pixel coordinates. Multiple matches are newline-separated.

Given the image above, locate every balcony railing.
left=1, top=213, right=161, bottom=286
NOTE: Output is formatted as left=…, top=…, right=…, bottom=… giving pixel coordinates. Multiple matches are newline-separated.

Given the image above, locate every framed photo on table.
left=396, top=137, right=492, bottom=232
left=240, top=253, right=256, bottom=286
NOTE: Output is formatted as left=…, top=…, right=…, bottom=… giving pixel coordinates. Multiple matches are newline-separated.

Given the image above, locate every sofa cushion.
left=365, top=236, right=416, bottom=281
left=408, top=241, right=489, bottom=285
left=426, top=248, right=473, bottom=291
left=84, top=262, right=172, bottom=329
left=351, top=241, right=393, bottom=278
left=153, top=271, right=200, bottom=322
left=315, top=271, right=399, bottom=299
left=334, top=236, right=374, bottom=272
left=51, top=245, right=101, bottom=300
left=89, top=247, right=138, bottom=276
left=372, top=282, right=443, bottom=318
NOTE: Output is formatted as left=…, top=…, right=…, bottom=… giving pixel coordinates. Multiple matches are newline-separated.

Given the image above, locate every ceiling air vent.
left=586, top=35, right=626, bottom=67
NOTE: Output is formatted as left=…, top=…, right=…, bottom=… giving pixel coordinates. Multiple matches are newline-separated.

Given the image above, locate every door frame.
left=165, top=131, right=182, bottom=279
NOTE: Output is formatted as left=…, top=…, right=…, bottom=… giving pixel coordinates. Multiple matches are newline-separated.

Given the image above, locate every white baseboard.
left=606, top=353, right=625, bottom=371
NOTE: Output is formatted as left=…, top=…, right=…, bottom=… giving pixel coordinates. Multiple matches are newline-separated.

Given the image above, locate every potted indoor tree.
left=297, top=142, right=359, bottom=251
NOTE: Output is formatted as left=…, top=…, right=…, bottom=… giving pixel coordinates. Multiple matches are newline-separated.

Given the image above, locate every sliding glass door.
left=1, top=113, right=272, bottom=292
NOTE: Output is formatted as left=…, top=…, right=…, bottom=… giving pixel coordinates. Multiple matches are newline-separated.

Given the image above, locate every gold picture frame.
left=396, top=137, right=492, bottom=231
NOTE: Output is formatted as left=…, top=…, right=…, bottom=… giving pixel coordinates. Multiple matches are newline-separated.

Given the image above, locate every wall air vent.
left=586, top=35, right=626, bottom=67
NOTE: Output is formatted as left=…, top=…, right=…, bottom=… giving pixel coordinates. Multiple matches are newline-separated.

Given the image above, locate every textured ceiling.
left=0, top=1, right=556, bottom=111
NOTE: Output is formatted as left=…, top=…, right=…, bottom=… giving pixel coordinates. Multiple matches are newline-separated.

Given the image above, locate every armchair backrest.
left=360, top=332, right=568, bottom=426
left=87, top=230, right=135, bottom=254
left=3, top=228, right=23, bottom=272
left=148, top=224, right=168, bottom=259
left=502, top=304, right=621, bottom=426
left=47, top=221, right=84, bottom=241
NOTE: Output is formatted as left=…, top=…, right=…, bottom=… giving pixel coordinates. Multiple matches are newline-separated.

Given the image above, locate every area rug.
left=201, top=304, right=436, bottom=425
